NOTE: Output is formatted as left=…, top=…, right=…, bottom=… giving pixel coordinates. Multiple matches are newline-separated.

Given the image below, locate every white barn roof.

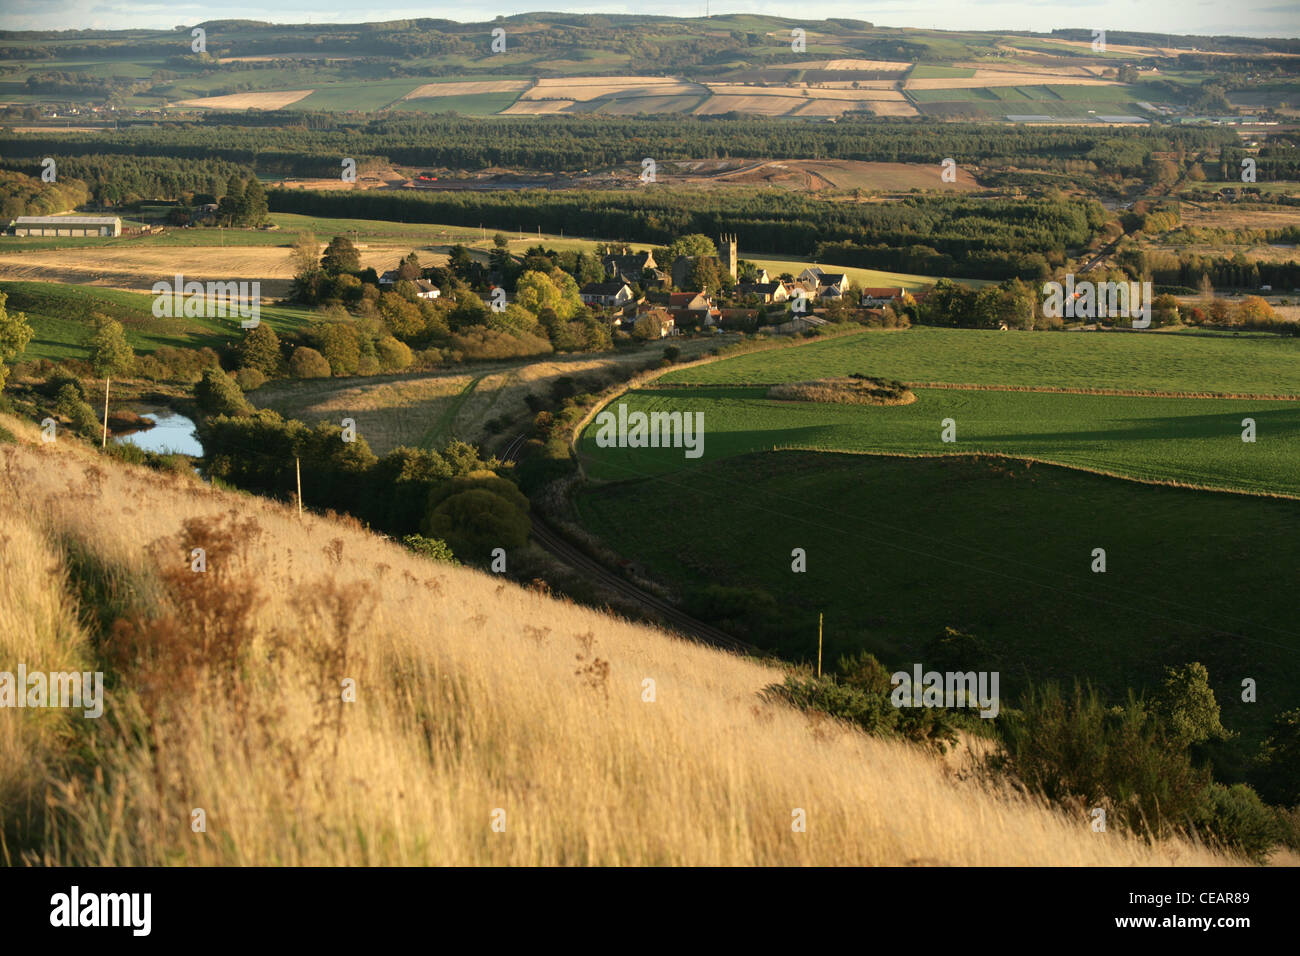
left=13, top=216, right=121, bottom=225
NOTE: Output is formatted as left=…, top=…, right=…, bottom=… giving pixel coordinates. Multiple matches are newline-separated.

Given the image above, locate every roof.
left=669, top=292, right=709, bottom=307
left=581, top=282, right=630, bottom=295
left=12, top=215, right=120, bottom=225
left=818, top=274, right=849, bottom=285
left=413, top=279, right=439, bottom=292
left=861, top=286, right=904, bottom=298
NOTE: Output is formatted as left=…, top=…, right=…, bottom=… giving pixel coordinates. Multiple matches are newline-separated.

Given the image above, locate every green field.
left=660, top=327, right=1300, bottom=396
left=578, top=385, right=1300, bottom=495
left=1, top=281, right=320, bottom=360
left=576, top=451, right=1300, bottom=743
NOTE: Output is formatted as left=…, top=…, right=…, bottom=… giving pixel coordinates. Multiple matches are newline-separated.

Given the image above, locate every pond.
left=111, top=406, right=204, bottom=458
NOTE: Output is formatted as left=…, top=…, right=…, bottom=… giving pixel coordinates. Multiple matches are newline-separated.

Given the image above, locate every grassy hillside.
left=0, top=415, right=1235, bottom=865
left=575, top=451, right=1300, bottom=745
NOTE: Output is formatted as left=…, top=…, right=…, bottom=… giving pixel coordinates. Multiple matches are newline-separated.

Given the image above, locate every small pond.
left=111, top=406, right=204, bottom=458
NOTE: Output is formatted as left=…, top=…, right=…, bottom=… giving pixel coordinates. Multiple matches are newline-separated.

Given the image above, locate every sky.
left=0, top=1, right=1296, bottom=37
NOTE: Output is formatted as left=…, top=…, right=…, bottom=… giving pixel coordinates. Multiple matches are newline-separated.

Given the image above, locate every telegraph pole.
left=296, top=456, right=303, bottom=517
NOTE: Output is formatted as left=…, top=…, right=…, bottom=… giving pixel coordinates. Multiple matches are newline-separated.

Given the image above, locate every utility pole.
left=817, top=612, right=823, bottom=678
left=296, top=456, right=303, bottom=517
left=101, top=377, right=110, bottom=448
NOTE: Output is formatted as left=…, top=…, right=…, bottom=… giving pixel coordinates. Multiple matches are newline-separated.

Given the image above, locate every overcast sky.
left=1, top=1, right=1296, bottom=38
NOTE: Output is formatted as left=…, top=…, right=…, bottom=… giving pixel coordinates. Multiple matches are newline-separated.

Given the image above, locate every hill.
left=0, top=413, right=1235, bottom=865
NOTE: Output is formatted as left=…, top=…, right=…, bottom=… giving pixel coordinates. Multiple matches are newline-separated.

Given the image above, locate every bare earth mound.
left=767, top=375, right=917, bottom=406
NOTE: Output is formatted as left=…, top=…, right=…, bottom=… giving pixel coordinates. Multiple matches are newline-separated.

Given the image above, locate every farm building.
left=8, top=215, right=122, bottom=237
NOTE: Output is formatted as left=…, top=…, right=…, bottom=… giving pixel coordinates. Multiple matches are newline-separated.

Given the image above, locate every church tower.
left=718, top=233, right=738, bottom=279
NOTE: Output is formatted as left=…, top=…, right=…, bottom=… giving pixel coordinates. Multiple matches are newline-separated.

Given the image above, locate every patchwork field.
left=402, top=80, right=531, bottom=98
left=904, top=71, right=1118, bottom=90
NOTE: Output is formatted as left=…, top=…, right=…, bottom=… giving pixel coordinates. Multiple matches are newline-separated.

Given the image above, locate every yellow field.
left=906, top=71, right=1118, bottom=90
left=500, top=98, right=576, bottom=114
left=0, top=244, right=413, bottom=298
left=403, top=80, right=531, bottom=99
left=695, top=94, right=808, bottom=115
left=175, top=90, right=314, bottom=109
left=788, top=58, right=912, bottom=72
left=0, top=417, right=1243, bottom=865
left=521, top=76, right=703, bottom=101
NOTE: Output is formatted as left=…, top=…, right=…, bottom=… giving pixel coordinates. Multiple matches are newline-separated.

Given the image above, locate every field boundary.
left=645, top=379, right=1300, bottom=402
left=763, top=446, right=1300, bottom=501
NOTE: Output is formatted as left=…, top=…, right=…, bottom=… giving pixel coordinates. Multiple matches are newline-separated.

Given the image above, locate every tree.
left=421, top=472, right=530, bottom=561
left=195, top=366, right=252, bottom=417
left=1253, top=708, right=1300, bottom=805
left=0, top=291, right=33, bottom=392
left=396, top=251, right=422, bottom=281
left=289, top=346, right=332, bottom=379
left=217, top=173, right=245, bottom=226
left=87, top=316, right=134, bottom=447
left=320, top=235, right=360, bottom=276
left=1153, top=662, right=1233, bottom=749
left=237, top=323, right=286, bottom=377
left=242, top=177, right=269, bottom=226
left=665, top=233, right=717, bottom=265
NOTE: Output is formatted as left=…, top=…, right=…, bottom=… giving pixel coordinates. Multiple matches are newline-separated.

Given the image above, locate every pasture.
left=575, top=451, right=1300, bottom=744
left=659, top=326, right=1300, bottom=397
left=578, top=385, right=1300, bottom=496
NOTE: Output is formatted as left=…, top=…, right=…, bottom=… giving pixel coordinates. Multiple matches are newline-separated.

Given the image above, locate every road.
left=500, top=433, right=757, bottom=655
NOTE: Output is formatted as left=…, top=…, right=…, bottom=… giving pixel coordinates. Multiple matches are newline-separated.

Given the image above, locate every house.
left=669, top=291, right=720, bottom=326
left=413, top=280, right=440, bottom=300
left=603, top=250, right=656, bottom=283
left=378, top=269, right=399, bottom=286
left=9, top=215, right=121, bottom=238
left=860, top=286, right=905, bottom=307
left=631, top=306, right=676, bottom=338
left=579, top=281, right=634, bottom=308
left=817, top=273, right=851, bottom=300
left=734, top=281, right=790, bottom=304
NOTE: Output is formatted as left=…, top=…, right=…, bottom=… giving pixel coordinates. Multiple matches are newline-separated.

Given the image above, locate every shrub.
left=236, top=323, right=286, bottom=377
left=289, top=346, right=332, bottom=379
left=376, top=336, right=413, bottom=371
left=234, top=367, right=267, bottom=392
left=1194, top=783, right=1281, bottom=863
left=401, top=533, right=459, bottom=565
left=194, top=367, right=252, bottom=417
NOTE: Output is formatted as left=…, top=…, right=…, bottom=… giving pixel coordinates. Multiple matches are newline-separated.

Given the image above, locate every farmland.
left=575, top=450, right=1300, bottom=744
left=577, top=384, right=1300, bottom=495
left=659, top=326, right=1300, bottom=397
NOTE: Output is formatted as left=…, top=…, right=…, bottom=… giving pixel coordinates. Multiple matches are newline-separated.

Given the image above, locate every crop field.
left=578, top=385, right=1300, bottom=495
left=659, top=327, right=1300, bottom=396
left=174, top=90, right=314, bottom=109
left=575, top=451, right=1300, bottom=744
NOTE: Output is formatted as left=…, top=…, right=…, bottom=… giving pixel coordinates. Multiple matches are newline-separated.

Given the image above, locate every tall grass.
left=0, top=414, right=1238, bottom=865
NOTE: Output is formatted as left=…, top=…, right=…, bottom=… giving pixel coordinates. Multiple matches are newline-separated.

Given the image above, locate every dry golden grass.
left=0, top=415, right=1242, bottom=866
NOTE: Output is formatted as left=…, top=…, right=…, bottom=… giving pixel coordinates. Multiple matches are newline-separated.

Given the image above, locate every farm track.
left=527, top=514, right=758, bottom=655
left=500, top=432, right=756, bottom=654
